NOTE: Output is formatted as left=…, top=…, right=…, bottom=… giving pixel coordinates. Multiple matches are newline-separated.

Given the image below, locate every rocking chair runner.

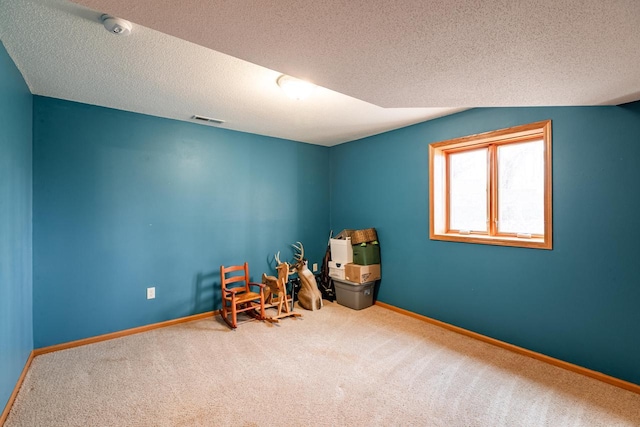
left=220, top=262, right=266, bottom=329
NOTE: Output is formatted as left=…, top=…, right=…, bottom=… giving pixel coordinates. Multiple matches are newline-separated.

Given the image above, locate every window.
left=429, top=120, right=552, bottom=249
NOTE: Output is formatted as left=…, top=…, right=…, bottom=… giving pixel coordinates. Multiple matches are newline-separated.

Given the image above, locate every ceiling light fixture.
left=101, top=14, right=132, bottom=36
left=277, top=75, right=316, bottom=100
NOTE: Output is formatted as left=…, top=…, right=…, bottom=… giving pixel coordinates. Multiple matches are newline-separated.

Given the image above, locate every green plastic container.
left=352, top=242, right=380, bottom=265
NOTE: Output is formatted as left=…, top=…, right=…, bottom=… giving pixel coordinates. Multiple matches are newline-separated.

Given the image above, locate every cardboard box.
left=344, top=263, right=380, bottom=284
left=328, top=260, right=346, bottom=280
left=330, top=238, right=353, bottom=264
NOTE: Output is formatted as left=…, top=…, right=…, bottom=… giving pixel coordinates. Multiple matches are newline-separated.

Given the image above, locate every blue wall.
left=33, top=97, right=329, bottom=348
left=0, top=42, right=33, bottom=412
left=330, top=104, right=640, bottom=385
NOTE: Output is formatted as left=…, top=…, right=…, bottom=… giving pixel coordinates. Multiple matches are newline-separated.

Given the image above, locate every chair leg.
left=259, top=289, right=266, bottom=320
left=221, top=300, right=236, bottom=329
left=230, top=297, right=238, bottom=328
left=221, top=313, right=236, bottom=329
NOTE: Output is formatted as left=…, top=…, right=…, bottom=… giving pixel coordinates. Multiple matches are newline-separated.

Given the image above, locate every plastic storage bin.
left=330, top=238, right=353, bottom=264
left=333, top=279, right=375, bottom=310
left=352, top=243, right=380, bottom=265
left=328, top=260, right=346, bottom=280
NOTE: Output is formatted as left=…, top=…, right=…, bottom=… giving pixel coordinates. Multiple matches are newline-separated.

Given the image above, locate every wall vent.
left=192, top=115, right=225, bottom=125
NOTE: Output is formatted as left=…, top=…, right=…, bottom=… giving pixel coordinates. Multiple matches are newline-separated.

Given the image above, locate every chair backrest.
left=220, top=262, right=251, bottom=293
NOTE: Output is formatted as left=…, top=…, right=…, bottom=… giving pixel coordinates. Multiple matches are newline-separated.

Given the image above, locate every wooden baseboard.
left=1, top=350, right=35, bottom=426
left=34, top=311, right=217, bottom=356
left=375, top=301, right=640, bottom=395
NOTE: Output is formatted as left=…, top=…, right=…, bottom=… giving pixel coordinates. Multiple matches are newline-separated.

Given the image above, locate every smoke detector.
left=101, top=14, right=132, bottom=36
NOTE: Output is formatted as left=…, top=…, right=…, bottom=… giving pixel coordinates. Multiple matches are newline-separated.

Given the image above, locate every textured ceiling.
left=1, top=1, right=639, bottom=146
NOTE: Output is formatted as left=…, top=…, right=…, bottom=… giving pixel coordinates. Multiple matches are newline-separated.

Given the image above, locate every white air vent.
left=192, top=115, right=225, bottom=125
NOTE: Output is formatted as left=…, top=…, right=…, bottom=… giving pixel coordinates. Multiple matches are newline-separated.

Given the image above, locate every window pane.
left=449, top=148, right=487, bottom=232
left=497, top=140, right=544, bottom=235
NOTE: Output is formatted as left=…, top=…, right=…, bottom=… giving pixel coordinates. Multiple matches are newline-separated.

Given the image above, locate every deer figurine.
left=292, top=242, right=323, bottom=311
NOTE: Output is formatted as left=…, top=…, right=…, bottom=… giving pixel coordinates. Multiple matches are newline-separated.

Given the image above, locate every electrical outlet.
left=147, top=287, right=155, bottom=299
left=312, top=263, right=318, bottom=272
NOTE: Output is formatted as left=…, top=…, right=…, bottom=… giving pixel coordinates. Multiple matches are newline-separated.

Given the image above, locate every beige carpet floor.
left=5, top=302, right=640, bottom=426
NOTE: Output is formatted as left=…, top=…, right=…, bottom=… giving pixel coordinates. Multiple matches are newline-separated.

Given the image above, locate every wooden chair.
left=220, top=262, right=266, bottom=329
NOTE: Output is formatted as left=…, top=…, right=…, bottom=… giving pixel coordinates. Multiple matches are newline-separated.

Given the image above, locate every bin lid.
left=333, top=278, right=375, bottom=286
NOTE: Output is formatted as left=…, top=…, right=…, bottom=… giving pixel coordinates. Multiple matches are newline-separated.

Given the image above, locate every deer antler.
left=292, top=241, right=305, bottom=262
left=275, top=251, right=281, bottom=265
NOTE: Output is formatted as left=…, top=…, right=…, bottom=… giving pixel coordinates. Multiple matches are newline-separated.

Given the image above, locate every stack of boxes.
left=329, top=228, right=381, bottom=310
